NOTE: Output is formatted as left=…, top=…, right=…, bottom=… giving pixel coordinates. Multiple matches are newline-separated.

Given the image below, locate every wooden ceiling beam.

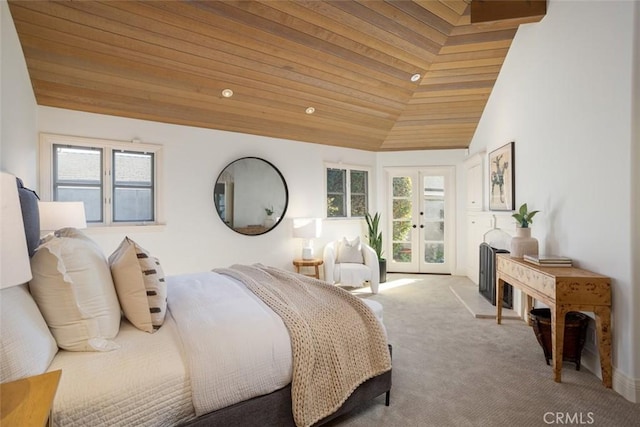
left=470, top=0, right=547, bottom=24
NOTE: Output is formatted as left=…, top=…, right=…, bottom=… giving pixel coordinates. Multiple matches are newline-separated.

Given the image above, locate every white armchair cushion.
left=334, top=263, right=371, bottom=286
left=336, top=236, right=364, bottom=263
left=323, top=238, right=381, bottom=294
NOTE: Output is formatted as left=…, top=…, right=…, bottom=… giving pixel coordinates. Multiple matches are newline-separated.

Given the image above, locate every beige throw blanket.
left=215, top=264, right=391, bottom=427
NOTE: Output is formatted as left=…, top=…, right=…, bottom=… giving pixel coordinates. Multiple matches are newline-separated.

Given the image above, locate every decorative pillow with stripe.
left=109, top=237, right=167, bottom=333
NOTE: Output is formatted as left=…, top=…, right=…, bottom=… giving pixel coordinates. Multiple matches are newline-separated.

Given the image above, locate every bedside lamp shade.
left=38, top=201, right=87, bottom=234
left=1, top=172, right=32, bottom=289
left=293, top=218, right=322, bottom=260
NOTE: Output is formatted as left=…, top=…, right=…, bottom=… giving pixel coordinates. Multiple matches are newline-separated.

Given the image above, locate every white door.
left=386, top=167, right=456, bottom=274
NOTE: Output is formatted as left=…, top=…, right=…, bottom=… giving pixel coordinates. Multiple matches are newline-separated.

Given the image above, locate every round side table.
left=292, top=258, right=323, bottom=279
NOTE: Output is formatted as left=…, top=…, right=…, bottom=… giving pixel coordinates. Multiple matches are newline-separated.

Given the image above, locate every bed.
left=0, top=175, right=392, bottom=427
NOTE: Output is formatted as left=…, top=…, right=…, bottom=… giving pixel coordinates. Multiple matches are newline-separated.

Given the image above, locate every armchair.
left=323, top=237, right=380, bottom=294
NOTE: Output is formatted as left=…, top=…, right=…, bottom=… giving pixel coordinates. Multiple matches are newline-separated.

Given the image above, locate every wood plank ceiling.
left=7, top=1, right=545, bottom=151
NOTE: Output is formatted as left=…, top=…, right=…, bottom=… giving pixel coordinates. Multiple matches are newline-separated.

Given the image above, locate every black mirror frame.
left=213, top=157, right=289, bottom=236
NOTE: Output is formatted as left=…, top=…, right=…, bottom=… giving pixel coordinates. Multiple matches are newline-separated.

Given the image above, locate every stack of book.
left=523, top=254, right=573, bottom=267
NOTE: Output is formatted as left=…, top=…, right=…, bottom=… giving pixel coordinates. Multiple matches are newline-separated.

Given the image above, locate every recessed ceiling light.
left=221, top=88, right=233, bottom=98
left=411, top=73, right=421, bottom=82
left=305, top=107, right=315, bottom=114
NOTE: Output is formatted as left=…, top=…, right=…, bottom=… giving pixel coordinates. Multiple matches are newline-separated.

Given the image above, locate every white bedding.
left=46, top=271, right=384, bottom=426
left=47, top=311, right=194, bottom=427
left=167, top=271, right=293, bottom=416
left=47, top=271, right=294, bottom=426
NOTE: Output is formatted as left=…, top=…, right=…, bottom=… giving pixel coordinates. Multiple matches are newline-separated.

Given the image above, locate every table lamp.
left=38, top=201, right=87, bottom=236
left=293, top=218, right=322, bottom=260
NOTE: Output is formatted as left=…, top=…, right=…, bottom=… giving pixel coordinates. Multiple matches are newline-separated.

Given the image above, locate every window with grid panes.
left=326, top=164, right=370, bottom=218
left=41, top=134, right=162, bottom=226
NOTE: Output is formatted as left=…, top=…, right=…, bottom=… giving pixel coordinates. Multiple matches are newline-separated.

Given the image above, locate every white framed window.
left=325, top=162, right=371, bottom=218
left=40, top=133, right=164, bottom=226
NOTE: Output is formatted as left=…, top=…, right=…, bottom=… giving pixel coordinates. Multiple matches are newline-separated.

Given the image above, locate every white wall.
left=35, top=107, right=472, bottom=276
left=631, top=0, right=640, bottom=385
left=0, top=0, right=37, bottom=185
left=36, top=106, right=378, bottom=274
left=468, top=0, right=638, bottom=400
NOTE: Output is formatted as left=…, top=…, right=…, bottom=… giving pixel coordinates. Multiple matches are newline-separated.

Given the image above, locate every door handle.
left=420, top=225, right=424, bottom=228
left=412, top=224, right=417, bottom=228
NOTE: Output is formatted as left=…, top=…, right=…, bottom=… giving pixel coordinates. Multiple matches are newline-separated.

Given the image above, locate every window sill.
left=85, top=223, right=167, bottom=234
left=324, top=217, right=365, bottom=221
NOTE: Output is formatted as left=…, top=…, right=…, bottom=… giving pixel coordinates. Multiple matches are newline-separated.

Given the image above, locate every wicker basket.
left=529, top=308, right=589, bottom=370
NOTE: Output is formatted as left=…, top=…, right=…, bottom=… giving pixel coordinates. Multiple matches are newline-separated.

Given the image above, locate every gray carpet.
left=328, top=274, right=640, bottom=427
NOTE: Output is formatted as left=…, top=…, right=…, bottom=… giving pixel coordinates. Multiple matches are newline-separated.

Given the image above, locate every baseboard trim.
left=581, top=347, right=639, bottom=403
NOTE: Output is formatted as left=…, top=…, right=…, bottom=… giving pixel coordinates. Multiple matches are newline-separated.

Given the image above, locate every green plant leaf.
left=365, top=211, right=383, bottom=259
left=513, top=203, right=540, bottom=228
left=519, top=203, right=528, bottom=216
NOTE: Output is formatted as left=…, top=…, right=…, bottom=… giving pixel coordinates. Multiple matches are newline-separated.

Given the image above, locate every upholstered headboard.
left=16, top=177, right=40, bottom=257
left=1, top=177, right=58, bottom=384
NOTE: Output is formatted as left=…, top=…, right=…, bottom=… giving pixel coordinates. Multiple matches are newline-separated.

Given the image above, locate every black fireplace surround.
left=478, top=243, right=513, bottom=309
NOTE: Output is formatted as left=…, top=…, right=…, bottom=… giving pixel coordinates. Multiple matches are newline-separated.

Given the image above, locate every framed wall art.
left=488, top=141, right=515, bottom=211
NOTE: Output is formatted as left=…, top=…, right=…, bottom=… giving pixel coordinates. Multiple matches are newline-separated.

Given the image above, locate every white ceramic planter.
left=510, top=227, right=538, bottom=258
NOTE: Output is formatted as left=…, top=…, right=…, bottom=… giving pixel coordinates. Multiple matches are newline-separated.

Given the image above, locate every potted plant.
left=263, top=206, right=275, bottom=227
left=510, top=203, right=540, bottom=257
left=512, top=203, right=539, bottom=228
left=365, top=212, right=386, bottom=283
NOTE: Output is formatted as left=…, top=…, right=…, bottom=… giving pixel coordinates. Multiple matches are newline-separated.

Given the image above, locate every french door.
left=385, top=167, right=456, bottom=274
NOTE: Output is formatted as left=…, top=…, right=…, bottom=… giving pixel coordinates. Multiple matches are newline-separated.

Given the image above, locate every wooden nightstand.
left=1, top=370, right=61, bottom=427
left=293, top=258, right=323, bottom=279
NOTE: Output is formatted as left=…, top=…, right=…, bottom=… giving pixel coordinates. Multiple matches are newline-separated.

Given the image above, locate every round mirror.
left=213, top=157, right=288, bottom=235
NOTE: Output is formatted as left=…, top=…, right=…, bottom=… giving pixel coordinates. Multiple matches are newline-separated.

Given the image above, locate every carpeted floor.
left=327, top=274, right=640, bottom=427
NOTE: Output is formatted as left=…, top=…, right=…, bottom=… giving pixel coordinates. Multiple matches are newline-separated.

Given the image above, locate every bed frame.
left=16, top=177, right=392, bottom=427
left=184, top=368, right=391, bottom=427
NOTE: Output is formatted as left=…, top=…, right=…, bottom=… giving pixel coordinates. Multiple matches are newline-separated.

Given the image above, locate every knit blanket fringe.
left=215, top=264, right=391, bottom=427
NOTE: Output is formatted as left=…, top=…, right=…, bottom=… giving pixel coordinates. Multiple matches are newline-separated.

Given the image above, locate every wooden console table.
left=495, top=255, right=612, bottom=387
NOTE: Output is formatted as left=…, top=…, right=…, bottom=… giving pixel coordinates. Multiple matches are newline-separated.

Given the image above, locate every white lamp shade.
left=1, top=172, right=32, bottom=288
left=293, top=218, right=322, bottom=259
left=292, top=218, right=322, bottom=239
left=38, top=201, right=87, bottom=232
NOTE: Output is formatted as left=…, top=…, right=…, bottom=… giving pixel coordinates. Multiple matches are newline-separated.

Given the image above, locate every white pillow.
left=337, top=236, right=364, bottom=264
left=109, top=237, right=167, bottom=333
left=0, top=284, right=58, bottom=383
left=29, top=228, right=121, bottom=352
